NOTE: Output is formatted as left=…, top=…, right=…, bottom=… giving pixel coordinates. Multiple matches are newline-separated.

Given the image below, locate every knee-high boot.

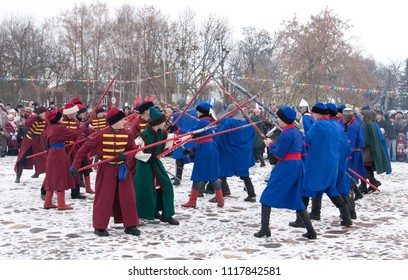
left=297, top=209, right=317, bottom=239
left=15, top=163, right=24, bottom=183
left=43, top=191, right=57, bottom=209
left=220, top=176, right=231, bottom=196
left=71, top=184, right=86, bottom=199
left=254, top=204, right=271, bottom=237
left=342, top=194, right=356, bottom=219
left=289, top=196, right=309, bottom=228
left=309, top=197, right=322, bottom=220
left=173, top=159, right=184, bottom=186
left=84, top=175, right=94, bottom=194
left=241, top=176, right=256, bottom=202
left=329, top=195, right=353, bottom=227
left=351, top=181, right=363, bottom=201
left=181, top=188, right=199, bottom=208
left=57, top=191, right=73, bottom=210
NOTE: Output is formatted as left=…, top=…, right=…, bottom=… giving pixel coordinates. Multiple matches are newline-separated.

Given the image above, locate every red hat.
left=46, top=109, right=63, bottom=124
left=77, top=104, right=87, bottom=115
left=107, top=108, right=125, bottom=125
left=71, top=97, right=82, bottom=105
left=63, top=102, right=79, bottom=115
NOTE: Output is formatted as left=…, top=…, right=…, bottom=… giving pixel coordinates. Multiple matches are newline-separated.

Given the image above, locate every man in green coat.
left=133, top=107, right=179, bottom=225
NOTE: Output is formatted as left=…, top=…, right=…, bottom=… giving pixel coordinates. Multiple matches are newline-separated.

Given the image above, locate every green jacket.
left=134, top=127, right=175, bottom=220
left=363, top=122, right=391, bottom=174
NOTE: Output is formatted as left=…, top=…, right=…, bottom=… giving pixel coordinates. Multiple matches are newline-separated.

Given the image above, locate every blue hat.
left=337, top=104, right=346, bottom=113
left=311, top=102, right=328, bottom=115
left=277, top=106, right=296, bottom=124
left=325, top=103, right=338, bottom=116
left=362, top=105, right=371, bottom=110
left=196, top=102, right=212, bottom=115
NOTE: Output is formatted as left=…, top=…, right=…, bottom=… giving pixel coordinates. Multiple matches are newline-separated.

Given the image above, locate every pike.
left=26, top=138, right=87, bottom=159
left=223, top=75, right=286, bottom=130
left=211, top=76, right=267, bottom=139
left=348, top=168, right=381, bottom=192
left=67, top=69, right=121, bottom=157
left=77, top=124, right=218, bottom=172
left=160, top=99, right=199, bottom=121
left=157, top=121, right=262, bottom=159
left=172, top=51, right=229, bottom=126
left=156, top=95, right=258, bottom=159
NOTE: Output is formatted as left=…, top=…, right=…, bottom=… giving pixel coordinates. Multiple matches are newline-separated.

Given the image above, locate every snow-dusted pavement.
left=1, top=155, right=408, bottom=261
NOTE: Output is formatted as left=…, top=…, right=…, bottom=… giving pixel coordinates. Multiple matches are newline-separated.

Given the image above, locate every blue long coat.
left=260, top=124, right=306, bottom=210
left=303, top=116, right=350, bottom=197
left=216, top=118, right=255, bottom=177
left=172, top=108, right=198, bottom=163
left=189, top=116, right=219, bottom=182
left=344, top=117, right=366, bottom=180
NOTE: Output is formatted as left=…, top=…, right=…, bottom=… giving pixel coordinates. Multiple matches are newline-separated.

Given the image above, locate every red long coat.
left=14, top=115, right=47, bottom=174
left=128, top=116, right=148, bottom=176
left=43, top=123, right=81, bottom=191
left=72, top=126, right=139, bottom=229
left=4, top=121, right=19, bottom=151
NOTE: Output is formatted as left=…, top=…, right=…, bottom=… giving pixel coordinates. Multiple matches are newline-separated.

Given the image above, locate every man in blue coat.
left=255, top=106, right=316, bottom=239
left=290, top=103, right=353, bottom=228
left=213, top=103, right=257, bottom=202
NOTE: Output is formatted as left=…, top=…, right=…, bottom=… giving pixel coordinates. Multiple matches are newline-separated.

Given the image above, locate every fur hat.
left=311, top=103, right=328, bottom=115
left=277, top=106, right=296, bottom=124
left=77, top=104, right=87, bottom=115
left=46, top=109, right=63, bottom=124
left=63, top=102, right=79, bottom=115
left=107, top=108, right=125, bottom=126
left=95, top=106, right=105, bottom=115
left=36, top=106, right=47, bottom=115
left=337, top=104, right=346, bottom=113
left=325, top=103, right=338, bottom=117
left=196, top=102, right=211, bottom=116
left=137, top=101, right=154, bottom=114
left=148, top=107, right=166, bottom=126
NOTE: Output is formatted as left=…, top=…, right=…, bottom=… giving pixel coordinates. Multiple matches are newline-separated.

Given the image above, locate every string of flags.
left=0, top=70, right=173, bottom=85
left=1, top=70, right=407, bottom=96
left=231, top=75, right=408, bottom=96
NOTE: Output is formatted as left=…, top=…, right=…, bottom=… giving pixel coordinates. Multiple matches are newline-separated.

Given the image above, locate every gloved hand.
left=84, top=121, right=90, bottom=128
left=168, top=124, right=178, bottom=133
left=36, top=115, right=43, bottom=122
left=182, top=149, right=194, bottom=156
left=69, top=166, right=79, bottom=176
left=117, top=152, right=127, bottom=161
left=148, top=156, right=157, bottom=163
left=263, top=138, right=273, bottom=147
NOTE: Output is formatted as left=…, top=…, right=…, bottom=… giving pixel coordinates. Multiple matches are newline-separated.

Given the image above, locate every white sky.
left=1, top=0, right=407, bottom=64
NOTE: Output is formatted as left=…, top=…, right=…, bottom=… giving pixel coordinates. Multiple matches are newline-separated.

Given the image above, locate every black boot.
left=40, top=186, right=46, bottom=201
left=330, top=195, right=353, bottom=227
left=342, top=194, right=357, bottom=220
left=71, top=184, right=86, bottom=199
left=94, top=229, right=109, bottom=237
left=288, top=212, right=306, bottom=228
left=124, top=226, right=141, bottom=236
left=220, top=177, right=231, bottom=196
left=297, top=209, right=317, bottom=239
left=254, top=204, right=271, bottom=237
left=15, top=164, right=23, bottom=183
left=351, top=181, right=363, bottom=201
left=241, top=176, right=256, bottom=202
left=359, top=181, right=368, bottom=194
left=173, top=159, right=183, bottom=186
left=160, top=215, right=180, bottom=225
left=309, top=197, right=321, bottom=220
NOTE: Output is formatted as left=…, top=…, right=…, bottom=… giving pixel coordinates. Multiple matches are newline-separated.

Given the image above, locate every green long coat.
left=134, top=127, right=175, bottom=220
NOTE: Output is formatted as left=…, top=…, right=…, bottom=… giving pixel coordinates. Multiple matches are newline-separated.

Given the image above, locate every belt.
left=282, top=153, right=301, bottom=161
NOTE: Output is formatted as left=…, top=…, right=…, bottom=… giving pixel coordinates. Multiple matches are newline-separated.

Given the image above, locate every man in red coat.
left=70, top=108, right=141, bottom=237
left=14, top=106, right=48, bottom=183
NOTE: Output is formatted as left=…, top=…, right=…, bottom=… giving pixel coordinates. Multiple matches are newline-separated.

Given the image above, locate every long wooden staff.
left=348, top=168, right=381, bottom=192
left=67, top=69, right=120, bottom=157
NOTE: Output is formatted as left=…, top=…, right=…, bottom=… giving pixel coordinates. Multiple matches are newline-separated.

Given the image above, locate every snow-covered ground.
left=1, top=154, right=407, bottom=262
